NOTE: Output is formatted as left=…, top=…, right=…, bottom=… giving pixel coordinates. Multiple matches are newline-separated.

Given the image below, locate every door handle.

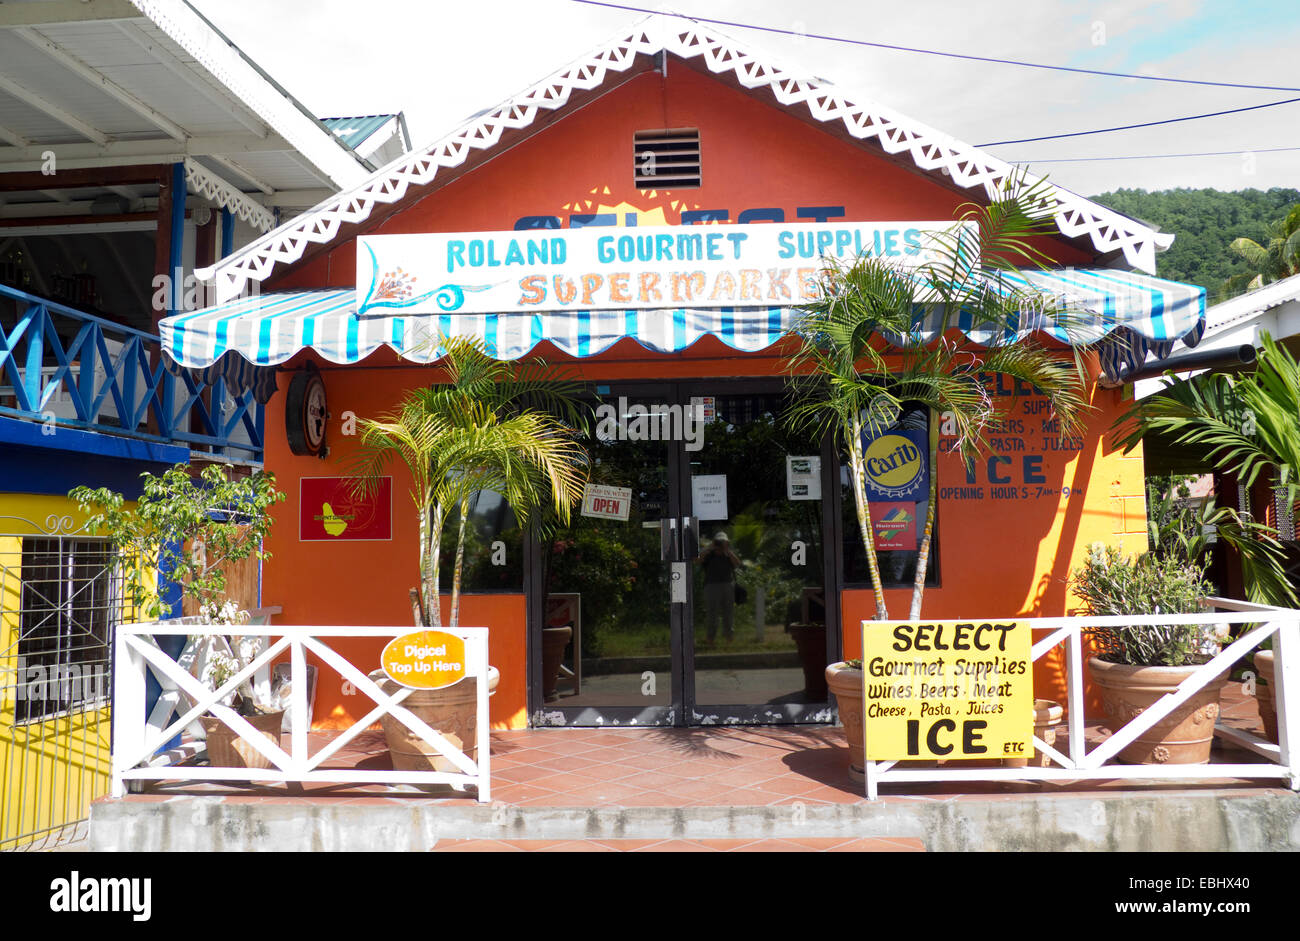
left=660, top=517, right=679, bottom=561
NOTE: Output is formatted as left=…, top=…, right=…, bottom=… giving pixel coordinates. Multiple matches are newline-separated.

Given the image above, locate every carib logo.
left=864, top=434, right=924, bottom=496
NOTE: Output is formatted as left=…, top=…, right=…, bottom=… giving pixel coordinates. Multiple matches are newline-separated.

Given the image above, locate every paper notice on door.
left=581, top=484, right=633, bottom=521
left=691, top=474, right=728, bottom=521
left=786, top=456, right=821, bottom=500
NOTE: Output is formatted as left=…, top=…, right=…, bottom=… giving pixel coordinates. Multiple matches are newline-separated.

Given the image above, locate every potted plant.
left=787, top=177, right=1089, bottom=778
left=1073, top=543, right=1228, bottom=764
left=1118, top=332, right=1300, bottom=742
left=348, top=336, right=588, bottom=768
left=71, top=462, right=286, bottom=766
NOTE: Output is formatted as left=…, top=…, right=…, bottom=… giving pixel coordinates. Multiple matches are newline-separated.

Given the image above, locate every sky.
left=189, top=0, right=1300, bottom=197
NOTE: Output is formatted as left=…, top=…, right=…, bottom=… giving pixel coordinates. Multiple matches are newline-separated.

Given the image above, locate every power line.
left=1009, top=145, right=1300, bottom=164
left=570, top=0, right=1300, bottom=93
left=980, top=97, right=1300, bottom=147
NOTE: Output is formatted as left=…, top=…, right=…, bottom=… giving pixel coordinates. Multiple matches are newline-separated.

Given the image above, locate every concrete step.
left=89, top=787, right=1300, bottom=852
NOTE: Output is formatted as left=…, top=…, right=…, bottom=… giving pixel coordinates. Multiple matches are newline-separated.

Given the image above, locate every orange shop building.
left=163, top=15, right=1205, bottom=733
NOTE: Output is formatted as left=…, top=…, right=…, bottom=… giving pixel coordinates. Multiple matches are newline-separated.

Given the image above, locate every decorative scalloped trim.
left=197, top=14, right=1170, bottom=302
left=184, top=159, right=276, bottom=233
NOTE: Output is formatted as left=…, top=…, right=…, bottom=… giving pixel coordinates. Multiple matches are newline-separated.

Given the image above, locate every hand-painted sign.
left=869, top=501, right=917, bottom=549
left=861, top=428, right=929, bottom=501
left=300, top=477, right=393, bottom=541
left=862, top=620, right=1034, bottom=761
left=356, top=221, right=965, bottom=316
left=581, top=484, right=633, bottom=521
left=381, top=630, right=467, bottom=689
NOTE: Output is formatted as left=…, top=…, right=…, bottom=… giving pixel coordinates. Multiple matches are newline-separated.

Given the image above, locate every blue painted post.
left=145, top=540, right=187, bottom=754
left=169, top=162, right=186, bottom=317
left=143, top=164, right=190, bottom=752
left=220, top=208, right=234, bottom=259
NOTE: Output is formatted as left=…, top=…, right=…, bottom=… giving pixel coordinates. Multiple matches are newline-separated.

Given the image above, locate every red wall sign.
left=300, top=477, right=393, bottom=541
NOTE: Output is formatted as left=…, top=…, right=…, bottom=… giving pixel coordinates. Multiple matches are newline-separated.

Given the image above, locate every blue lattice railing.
left=0, top=284, right=263, bottom=460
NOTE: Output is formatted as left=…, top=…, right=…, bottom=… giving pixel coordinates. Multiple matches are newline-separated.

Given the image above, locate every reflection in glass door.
left=539, top=390, right=679, bottom=725
left=534, top=383, right=834, bottom=727
left=684, top=390, right=831, bottom=722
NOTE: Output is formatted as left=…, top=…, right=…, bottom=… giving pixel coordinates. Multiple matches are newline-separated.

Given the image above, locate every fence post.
left=1275, top=618, right=1300, bottom=790
left=111, top=629, right=146, bottom=798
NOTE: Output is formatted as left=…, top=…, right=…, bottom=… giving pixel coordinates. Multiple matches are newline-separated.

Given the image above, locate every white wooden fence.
left=863, top=599, right=1300, bottom=799
left=111, top=624, right=492, bottom=802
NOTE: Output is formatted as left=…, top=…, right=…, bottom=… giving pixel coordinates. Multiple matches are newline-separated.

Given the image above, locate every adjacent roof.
left=323, top=114, right=401, bottom=152
left=160, top=268, right=1205, bottom=385
left=0, top=0, right=374, bottom=224
left=196, top=12, right=1174, bottom=302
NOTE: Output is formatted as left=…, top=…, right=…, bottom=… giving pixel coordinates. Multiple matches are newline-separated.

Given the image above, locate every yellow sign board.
left=861, top=620, right=1034, bottom=761
left=381, top=630, right=467, bottom=689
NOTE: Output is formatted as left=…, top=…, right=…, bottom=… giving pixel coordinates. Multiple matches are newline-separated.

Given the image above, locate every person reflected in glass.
left=698, top=531, right=740, bottom=644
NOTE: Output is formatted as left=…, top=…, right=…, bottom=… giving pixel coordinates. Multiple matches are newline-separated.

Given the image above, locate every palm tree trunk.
left=909, top=415, right=940, bottom=620
left=848, top=411, right=889, bottom=620
left=449, top=494, right=470, bottom=629
left=424, top=497, right=444, bottom=628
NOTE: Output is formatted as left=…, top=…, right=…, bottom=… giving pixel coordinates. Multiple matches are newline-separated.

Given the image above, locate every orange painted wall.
left=270, top=64, right=1092, bottom=293
left=259, top=59, right=1138, bottom=728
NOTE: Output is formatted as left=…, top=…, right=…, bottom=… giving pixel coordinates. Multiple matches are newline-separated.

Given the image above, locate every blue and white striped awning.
left=160, top=268, right=1205, bottom=386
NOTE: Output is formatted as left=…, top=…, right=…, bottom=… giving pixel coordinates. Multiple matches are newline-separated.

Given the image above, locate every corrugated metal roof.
left=322, top=115, right=397, bottom=150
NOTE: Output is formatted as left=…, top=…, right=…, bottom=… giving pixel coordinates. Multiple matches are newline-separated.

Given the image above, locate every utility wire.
left=980, top=97, right=1300, bottom=146
left=1009, top=145, right=1300, bottom=164
left=570, top=0, right=1300, bottom=93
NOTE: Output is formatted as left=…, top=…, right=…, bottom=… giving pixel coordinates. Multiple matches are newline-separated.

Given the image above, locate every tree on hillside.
left=1090, top=187, right=1300, bottom=301
left=1221, top=203, right=1300, bottom=296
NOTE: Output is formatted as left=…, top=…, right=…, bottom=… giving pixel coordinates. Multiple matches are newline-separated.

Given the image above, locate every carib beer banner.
left=862, top=425, right=929, bottom=550
left=862, top=620, right=1035, bottom=761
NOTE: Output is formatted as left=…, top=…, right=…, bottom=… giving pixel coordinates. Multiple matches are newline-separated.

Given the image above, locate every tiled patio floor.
left=116, top=677, right=1283, bottom=810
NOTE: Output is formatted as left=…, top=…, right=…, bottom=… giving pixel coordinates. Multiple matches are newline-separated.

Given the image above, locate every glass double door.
left=536, top=381, right=836, bottom=726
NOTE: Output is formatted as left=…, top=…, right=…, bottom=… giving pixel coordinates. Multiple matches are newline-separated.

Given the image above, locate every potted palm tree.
left=787, top=177, right=1090, bottom=780
left=347, top=335, right=588, bottom=769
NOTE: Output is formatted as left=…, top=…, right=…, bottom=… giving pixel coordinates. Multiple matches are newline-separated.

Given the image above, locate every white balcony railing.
left=862, top=599, right=1300, bottom=799
left=111, top=624, right=492, bottom=802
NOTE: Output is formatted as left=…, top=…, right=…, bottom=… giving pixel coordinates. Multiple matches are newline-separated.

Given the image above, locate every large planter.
left=200, top=710, right=285, bottom=769
left=1089, top=658, right=1228, bottom=764
left=790, top=623, right=829, bottom=700
left=1003, top=699, right=1064, bottom=768
left=825, top=661, right=865, bottom=782
left=369, top=668, right=499, bottom=772
left=541, top=626, right=572, bottom=702
left=1254, top=650, right=1277, bottom=743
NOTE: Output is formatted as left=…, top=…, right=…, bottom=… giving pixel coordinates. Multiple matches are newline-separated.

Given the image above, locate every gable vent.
left=634, top=128, right=701, bottom=189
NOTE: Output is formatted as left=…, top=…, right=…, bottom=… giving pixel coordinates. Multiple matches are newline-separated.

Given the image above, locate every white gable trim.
left=196, top=13, right=1171, bottom=303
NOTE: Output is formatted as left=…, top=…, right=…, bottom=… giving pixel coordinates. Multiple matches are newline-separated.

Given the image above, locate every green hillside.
left=1089, top=187, right=1300, bottom=303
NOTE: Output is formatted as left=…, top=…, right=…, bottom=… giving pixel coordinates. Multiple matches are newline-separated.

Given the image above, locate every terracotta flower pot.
left=1002, top=699, right=1064, bottom=768
left=825, top=662, right=865, bottom=782
left=1089, top=658, right=1227, bottom=764
left=369, top=668, right=499, bottom=773
left=1254, top=650, right=1277, bottom=743
left=200, top=710, right=285, bottom=769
